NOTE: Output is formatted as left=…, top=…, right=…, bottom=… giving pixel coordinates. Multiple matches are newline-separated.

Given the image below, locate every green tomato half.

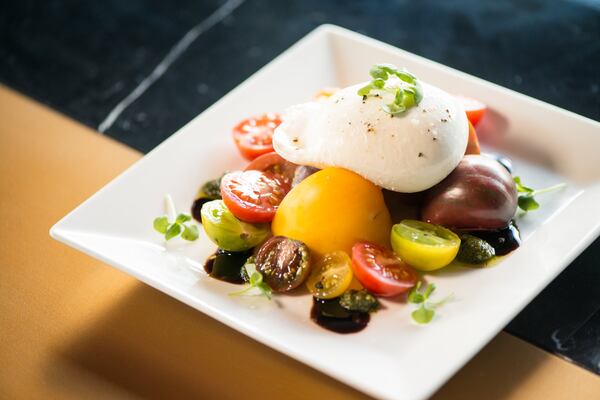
left=201, top=200, right=270, bottom=251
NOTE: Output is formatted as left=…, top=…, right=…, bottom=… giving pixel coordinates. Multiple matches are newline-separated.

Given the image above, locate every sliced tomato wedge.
left=220, top=170, right=290, bottom=223
left=351, top=242, right=418, bottom=297
left=465, top=121, right=481, bottom=155
left=233, top=113, right=282, bottom=160
left=244, top=151, right=296, bottom=185
left=456, top=95, right=487, bottom=126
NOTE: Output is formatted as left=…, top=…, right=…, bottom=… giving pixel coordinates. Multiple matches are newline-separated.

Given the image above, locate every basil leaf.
left=357, top=64, right=423, bottom=116
left=250, top=271, right=262, bottom=286
left=357, top=84, right=374, bottom=96
left=408, top=291, right=424, bottom=304
left=423, top=283, right=436, bottom=300
left=153, top=216, right=169, bottom=234
left=407, top=281, right=422, bottom=303
left=373, top=78, right=385, bottom=88
left=369, top=65, right=388, bottom=80
left=176, top=213, right=192, bottom=224
left=165, top=223, right=182, bottom=241
left=518, top=195, right=540, bottom=212
left=412, top=305, right=435, bottom=324
left=230, top=270, right=272, bottom=300
left=513, top=176, right=534, bottom=194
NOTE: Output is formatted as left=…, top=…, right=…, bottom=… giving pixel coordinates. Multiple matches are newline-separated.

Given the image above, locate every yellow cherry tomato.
left=390, top=219, right=460, bottom=271
left=306, top=251, right=353, bottom=299
left=272, top=167, right=392, bottom=257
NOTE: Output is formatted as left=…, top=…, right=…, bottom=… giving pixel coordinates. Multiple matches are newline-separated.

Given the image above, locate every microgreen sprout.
left=408, top=282, right=453, bottom=324
left=153, top=194, right=199, bottom=241
left=230, top=257, right=272, bottom=300
left=357, top=63, right=423, bottom=116
left=513, top=176, right=566, bottom=213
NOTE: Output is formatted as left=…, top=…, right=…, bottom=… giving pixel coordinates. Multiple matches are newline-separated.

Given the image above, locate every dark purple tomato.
left=421, top=155, right=517, bottom=230
left=255, top=236, right=311, bottom=292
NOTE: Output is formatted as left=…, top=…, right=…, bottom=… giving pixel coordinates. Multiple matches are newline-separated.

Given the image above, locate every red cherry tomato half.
left=465, top=121, right=481, bottom=155
left=220, top=170, right=290, bottom=223
left=351, top=242, right=418, bottom=297
left=456, top=96, right=487, bottom=126
left=233, top=113, right=282, bottom=160
left=244, top=151, right=296, bottom=185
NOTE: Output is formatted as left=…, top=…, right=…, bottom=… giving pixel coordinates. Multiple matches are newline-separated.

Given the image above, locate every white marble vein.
left=98, top=0, right=245, bottom=133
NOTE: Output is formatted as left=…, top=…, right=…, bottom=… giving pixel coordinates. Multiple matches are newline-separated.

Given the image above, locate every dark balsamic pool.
left=310, top=297, right=370, bottom=334
left=470, top=221, right=521, bottom=256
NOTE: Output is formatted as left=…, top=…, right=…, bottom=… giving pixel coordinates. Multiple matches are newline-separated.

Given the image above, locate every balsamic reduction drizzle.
left=469, top=220, right=521, bottom=256
left=310, top=298, right=369, bottom=334
left=191, top=197, right=213, bottom=223
left=204, top=249, right=250, bottom=284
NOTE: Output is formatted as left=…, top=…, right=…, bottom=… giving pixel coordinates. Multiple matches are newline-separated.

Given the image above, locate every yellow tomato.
left=390, top=220, right=460, bottom=271
left=306, top=251, right=353, bottom=299
left=272, top=167, right=392, bottom=257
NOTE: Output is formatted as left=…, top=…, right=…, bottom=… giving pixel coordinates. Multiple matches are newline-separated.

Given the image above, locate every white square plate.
left=51, top=25, right=600, bottom=400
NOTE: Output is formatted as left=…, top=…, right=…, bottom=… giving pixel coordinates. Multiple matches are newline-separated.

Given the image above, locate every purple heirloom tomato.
left=422, top=155, right=518, bottom=230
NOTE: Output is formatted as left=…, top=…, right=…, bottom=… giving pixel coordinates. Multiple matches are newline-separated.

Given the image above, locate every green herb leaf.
left=230, top=269, right=272, bottom=300
left=513, top=176, right=534, bottom=194
left=373, top=78, right=385, bottom=88
left=408, top=281, right=451, bottom=325
left=153, top=216, right=169, bottom=234
left=165, top=223, right=182, bottom=241
left=408, top=292, right=424, bottom=304
left=513, top=177, right=564, bottom=214
left=358, top=83, right=374, bottom=96
left=369, top=65, right=388, bottom=80
left=423, top=283, right=436, bottom=300
left=407, top=281, right=424, bottom=304
left=181, top=224, right=199, bottom=241
left=176, top=213, right=192, bottom=224
left=250, top=271, right=262, bottom=286
left=412, top=304, right=435, bottom=324
left=357, top=63, right=423, bottom=116
left=153, top=196, right=199, bottom=242
left=518, top=195, right=540, bottom=212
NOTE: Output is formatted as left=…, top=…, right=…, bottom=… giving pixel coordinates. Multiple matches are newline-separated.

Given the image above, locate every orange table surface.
left=1, top=85, right=599, bottom=399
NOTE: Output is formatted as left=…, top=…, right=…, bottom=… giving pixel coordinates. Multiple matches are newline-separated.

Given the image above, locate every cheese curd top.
left=273, top=81, right=469, bottom=192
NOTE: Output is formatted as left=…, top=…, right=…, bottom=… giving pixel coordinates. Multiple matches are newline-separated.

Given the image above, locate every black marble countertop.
left=2, top=0, right=599, bottom=375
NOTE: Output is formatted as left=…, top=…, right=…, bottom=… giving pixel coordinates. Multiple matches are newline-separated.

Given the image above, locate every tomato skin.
left=306, top=250, right=353, bottom=299
left=457, top=96, right=487, bottom=126
left=272, top=168, right=392, bottom=258
left=390, top=220, right=461, bottom=271
left=233, top=113, right=282, bottom=160
left=465, top=121, right=481, bottom=155
left=422, top=155, right=517, bottom=230
left=220, top=170, right=289, bottom=223
left=256, top=236, right=311, bottom=292
left=244, top=152, right=287, bottom=171
left=351, top=242, right=418, bottom=297
left=244, top=151, right=296, bottom=185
